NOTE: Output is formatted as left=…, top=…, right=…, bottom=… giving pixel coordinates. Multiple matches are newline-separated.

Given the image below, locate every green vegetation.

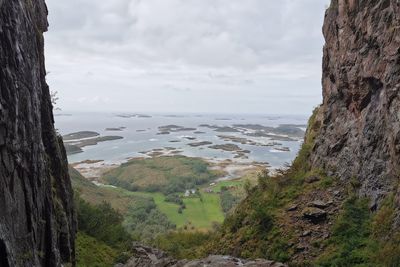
left=103, top=156, right=221, bottom=194
left=155, top=231, right=214, bottom=259
left=200, top=108, right=400, bottom=266
left=71, top=110, right=328, bottom=264
left=70, top=155, right=258, bottom=264
left=76, top=199, right=131, bottom=248
left=123, top=196, right=176, bottom=244
left=370, top=194, right=400, bottom=266
left=207, top=179, right=291, bottom=262
left=70, top=166, right=139, bottom=213
left=71, top=152, right=278, bottom=262
left=71, top=167, right=176, bottom=244
left=180, top=193, right=224, bottom=229
left=201, top=108, right=326, bottom=261
left=76, top=232, right=118, bottom=267
left=70, top=105, right=400, bottom=266
left=212, top=180, right=244, bottom=193
left=74, top=196, right=132, bottom=266
left=130, top=191, right=225, bottom=230
left=99, top=156, right=250, bottom=231
left=220, top=187, right=241, bottom=214
left=316, top=197, right=373, bottom=266
left=165, top=193, right=184, bottom=205
left=317, top=194, right=400, bottom=266
left=70, top=162, right=227, bottom=245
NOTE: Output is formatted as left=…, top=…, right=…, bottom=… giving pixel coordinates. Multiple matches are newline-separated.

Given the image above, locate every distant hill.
left=102, top=156, right=221, bottom=194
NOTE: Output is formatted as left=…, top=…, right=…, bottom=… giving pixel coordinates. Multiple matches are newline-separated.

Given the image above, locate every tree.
left=257, top=169, right=270, bottom=190
left=50, top=90, right=61, bottom=110
left=244, top=179, right=252, bottom=195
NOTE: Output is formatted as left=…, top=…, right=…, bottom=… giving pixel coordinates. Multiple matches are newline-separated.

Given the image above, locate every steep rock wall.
left=311, top=0, right=400, bottom=207
left=0, top=1, right=76, bottom=266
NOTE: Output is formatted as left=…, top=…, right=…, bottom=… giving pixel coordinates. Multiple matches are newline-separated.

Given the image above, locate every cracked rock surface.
left=0, top=1, right=76, bottom=266
left=310, top=0, right=400, bottom=207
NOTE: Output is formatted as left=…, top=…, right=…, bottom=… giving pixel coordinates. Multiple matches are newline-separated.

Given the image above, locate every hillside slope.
left=203, top=0, right=400, bottom=265
left=0, top=1, right=76, bottom=266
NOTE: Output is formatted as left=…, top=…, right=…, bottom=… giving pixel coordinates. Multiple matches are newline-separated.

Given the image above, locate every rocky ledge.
left=118, top=244, right=287, bottom=267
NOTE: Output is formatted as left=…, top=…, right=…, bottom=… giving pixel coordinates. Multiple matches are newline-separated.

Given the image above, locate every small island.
left=105, top=127, right=126, bottom=131
left=63, top=131, right=123, bottom=155
left=158, top=125, right=197, bottom=133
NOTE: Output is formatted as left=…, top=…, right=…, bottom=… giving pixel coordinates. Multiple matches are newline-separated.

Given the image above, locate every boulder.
left=305, top=176, right=320, bottom=184
left=287, top=204, right=298, bottom=211
left=309, top=200, right=331, bottom=209
left=302, top=207, right=327, bottom=223
left=301, top=230, right=312, bottom=237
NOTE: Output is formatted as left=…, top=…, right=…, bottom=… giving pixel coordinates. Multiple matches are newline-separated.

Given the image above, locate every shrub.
left=75, top=232, right=117, bottom=267
left=74, top=195, right=133, bottom=266
left=123, top=197, right=175, bottom=244
left=155, top=231, right=212, bottom=259
left=257, top=169, right=270, bottom=190
left=317, top=197, right=372, bottom=266
left=165, top=193, right=184, bottom=205
left=250, top=200, right=273, bottom=235
left=244, top=179, right=252, bottom=195
left=220, top=190, right=240, bottom=214
left=76, top=198, right=131, bottom=249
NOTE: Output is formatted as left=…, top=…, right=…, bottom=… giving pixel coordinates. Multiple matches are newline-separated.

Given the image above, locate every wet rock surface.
left=310, top=0, right=400, bottom=207
left=0, top=1, right=76, bottom=266
left=119, top=244, right=287, bottom=267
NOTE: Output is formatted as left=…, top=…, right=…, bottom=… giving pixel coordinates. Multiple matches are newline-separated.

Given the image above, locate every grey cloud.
left=45, top=0, right=330, bottom=114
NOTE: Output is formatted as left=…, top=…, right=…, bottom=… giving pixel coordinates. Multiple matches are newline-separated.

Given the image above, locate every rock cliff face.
left=311, top=0, right=400, bottom=207
left=0, top=1, right=76, bottom=266
left=187, top=0, right=400, bottom=263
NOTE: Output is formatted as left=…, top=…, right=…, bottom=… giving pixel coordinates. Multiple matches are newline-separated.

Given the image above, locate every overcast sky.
left=45, top=0, right=330, bottom=115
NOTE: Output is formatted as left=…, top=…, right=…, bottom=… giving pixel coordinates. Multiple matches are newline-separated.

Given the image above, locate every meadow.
left=70, top=157, right=257, bottom=264
left=130, top=191, right=225, bottom=230
left=71, top=156, right=252, bottom=231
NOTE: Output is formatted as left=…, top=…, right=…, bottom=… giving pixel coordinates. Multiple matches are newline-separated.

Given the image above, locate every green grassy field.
left=71, top=156, right=259, bottom=233
left=130, top=191, right=224, bottom=230
left=71, top=168, right=225, bottom=231
left=212, top=180, right=244, bottom=193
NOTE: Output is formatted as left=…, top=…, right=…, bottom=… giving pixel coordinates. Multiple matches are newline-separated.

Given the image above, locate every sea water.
left=55, top=112, right=308, bottom=169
